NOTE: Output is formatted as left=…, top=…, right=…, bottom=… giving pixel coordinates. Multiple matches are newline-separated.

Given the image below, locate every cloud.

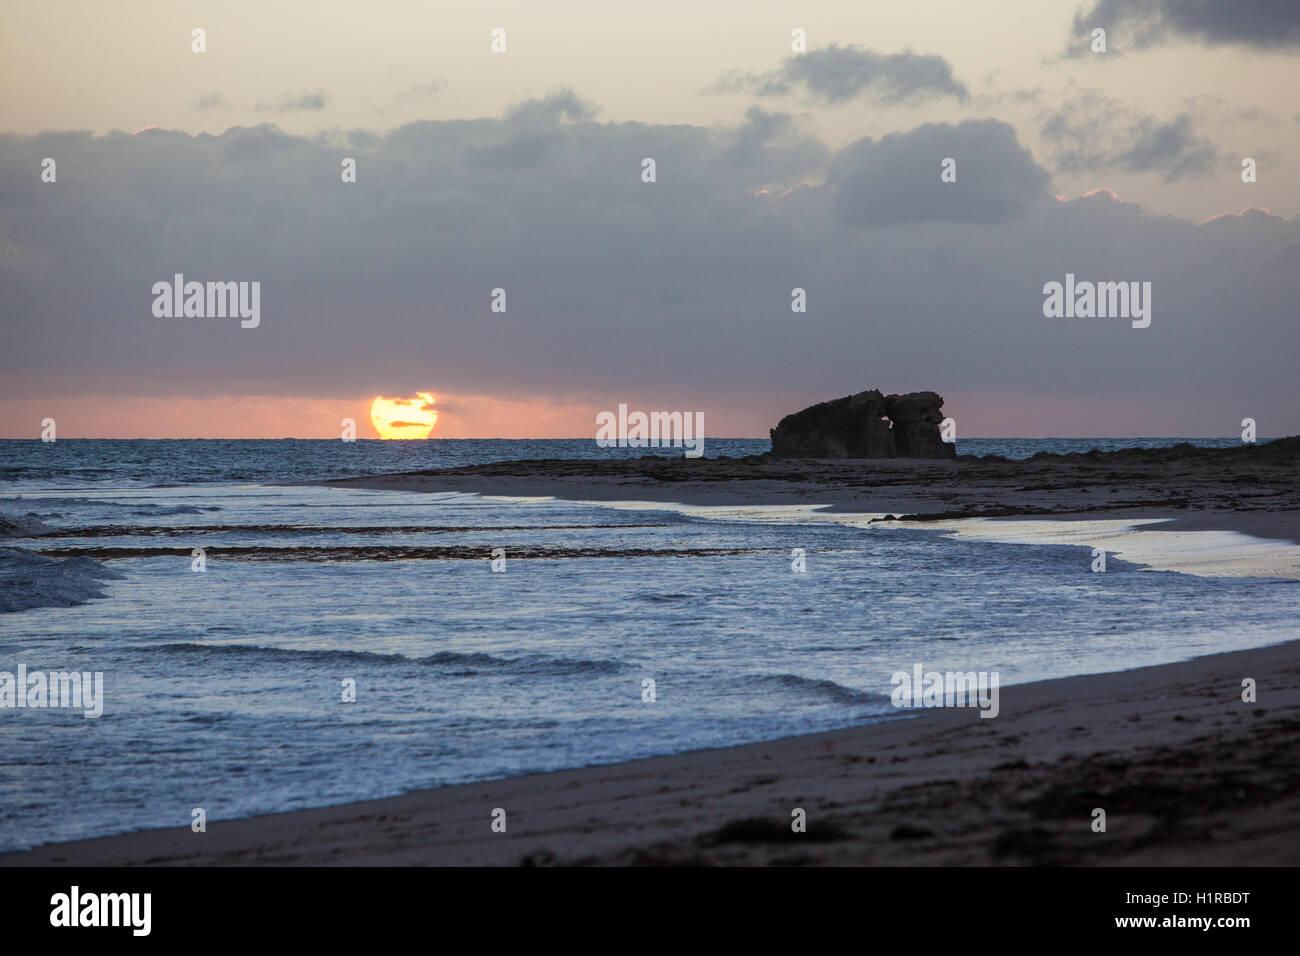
left=1116, top=114, right=1217, bottom=178
left=218, top=124, right=311, bottom=164
left=345, top=128, right=381, bottom=148
left=1040, top=88, right=1217, bottom=181
left=1179, top=95, right=1275, bottom=128
left=1069, top=0, right=1300, bottom=51
left=972, top=87, right=1044, bottom=109
left=1199, top=205, right=1285, bottom=227
left=724, top=106, right=830, bottom=176
left=827, top=119, right=1050, bottom=225
left=1, top=96, right=1296, bottom=436
left=712, top=45, right=968, bottom=105
left=257, top=91, right=329, bottom=112
left=377, top=393, right=435, bottom=410
left=506, top=89, right=597, bottom=126
left=196, top=92, right=229, bottom=111
left=394, top=80, right=445, bottom=104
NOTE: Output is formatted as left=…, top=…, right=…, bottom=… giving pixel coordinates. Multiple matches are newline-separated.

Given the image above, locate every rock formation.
left=769, top=390, right=954, bottom=459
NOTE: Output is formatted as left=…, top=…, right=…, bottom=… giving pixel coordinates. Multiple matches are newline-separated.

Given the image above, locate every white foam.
left=0, top=547, right=124, bottom=613
left=891, top=516, right=1300, bottom=580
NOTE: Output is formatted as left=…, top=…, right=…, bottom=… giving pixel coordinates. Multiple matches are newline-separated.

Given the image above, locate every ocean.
left=1, top=436, right=1295, bottom=852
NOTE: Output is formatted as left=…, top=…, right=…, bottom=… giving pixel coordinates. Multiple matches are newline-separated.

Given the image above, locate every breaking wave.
left=137, top=641, right=627, bottom=676
left=0, top=547, right=125, bottom=613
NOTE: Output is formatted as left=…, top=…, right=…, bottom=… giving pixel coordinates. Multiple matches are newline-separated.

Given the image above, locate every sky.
left=1, top=0, right=1298, bottom=438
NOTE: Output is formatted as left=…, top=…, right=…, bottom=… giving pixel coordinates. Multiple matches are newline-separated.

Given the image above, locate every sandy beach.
left=5, top=638, right=1295, bottom=866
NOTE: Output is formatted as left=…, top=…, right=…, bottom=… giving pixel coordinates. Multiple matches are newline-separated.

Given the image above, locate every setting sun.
left=370, top=392, right=438, bottom=439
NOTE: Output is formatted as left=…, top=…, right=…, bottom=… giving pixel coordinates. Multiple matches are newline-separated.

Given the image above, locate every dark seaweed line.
left=25, top=522, right=667, bottom=538
left=35, top=545, right=784, bottom=562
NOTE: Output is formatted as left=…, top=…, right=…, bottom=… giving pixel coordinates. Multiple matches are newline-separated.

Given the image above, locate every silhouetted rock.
left=884, top=391, right=944, bottom=427
left=768, top=390, right=893, bottom=458
left=885, top=391, right=951, bottom=458
left=770, top=390, right=954, bottom=459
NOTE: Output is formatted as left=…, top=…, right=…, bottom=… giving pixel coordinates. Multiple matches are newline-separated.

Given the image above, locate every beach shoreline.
left=312, top=445, right=1300, bottom=580
left=5, top=638, right=1296, bottom=866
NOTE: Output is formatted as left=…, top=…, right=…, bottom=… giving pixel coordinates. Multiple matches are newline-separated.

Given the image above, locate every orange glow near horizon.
left=1, top=389, right=1224, bottom=440
left=369, top=392, right=438, bottom=439
left=0, top=391, right=628, bottom=438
